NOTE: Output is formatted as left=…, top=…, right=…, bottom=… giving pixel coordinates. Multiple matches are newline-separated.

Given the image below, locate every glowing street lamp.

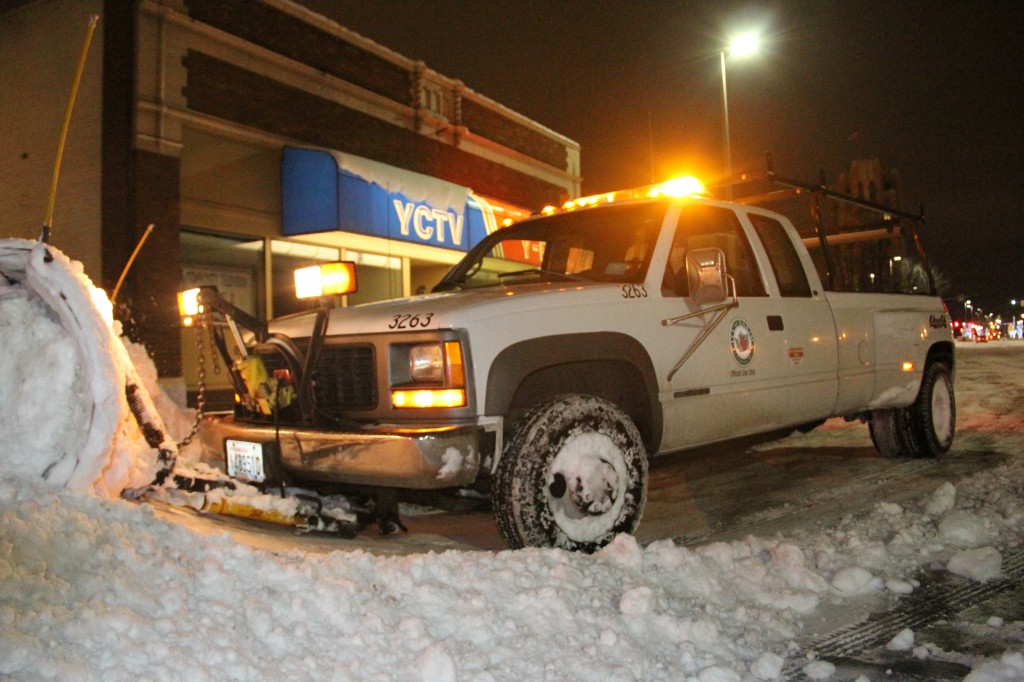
left=720, top=31, right=761, bottom=182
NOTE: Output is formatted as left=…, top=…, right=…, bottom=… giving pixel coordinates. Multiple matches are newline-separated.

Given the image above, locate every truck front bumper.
left=198, top=415, right=490, bottom=489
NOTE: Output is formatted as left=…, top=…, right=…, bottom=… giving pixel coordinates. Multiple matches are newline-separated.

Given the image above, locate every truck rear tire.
left=908, top=362, right=955, bottom=457
left=869, top=362, right=955, bottom=458
left=493, top=394, right=648, bottom=552
left=869, top=407, right=915, bottom=457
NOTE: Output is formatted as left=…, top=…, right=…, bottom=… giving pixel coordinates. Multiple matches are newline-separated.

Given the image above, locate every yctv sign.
left=282, top=147, right=495, bottom=251
left=392, top=199, right=464, bottom=247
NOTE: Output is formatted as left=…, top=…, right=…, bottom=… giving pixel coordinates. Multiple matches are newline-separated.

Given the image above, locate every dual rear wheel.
left=869, top=362, right=955, bottom=458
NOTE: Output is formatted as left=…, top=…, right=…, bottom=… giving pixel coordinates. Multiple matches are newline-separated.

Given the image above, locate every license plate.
left=225, top=439, right=266, bottom=483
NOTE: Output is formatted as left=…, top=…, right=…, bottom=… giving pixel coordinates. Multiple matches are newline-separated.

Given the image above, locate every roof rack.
left=750, top=152, right=934, bottom=294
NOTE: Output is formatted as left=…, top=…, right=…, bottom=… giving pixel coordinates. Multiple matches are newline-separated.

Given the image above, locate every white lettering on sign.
left=414, top=205, right=433, bottom=240
left=392, top=199, right=465, bottom=247
left=394, top=200, right=415, bottom=237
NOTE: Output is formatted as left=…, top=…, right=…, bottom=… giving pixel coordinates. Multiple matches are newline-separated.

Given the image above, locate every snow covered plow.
left=0, top=238, right=368, bottom=536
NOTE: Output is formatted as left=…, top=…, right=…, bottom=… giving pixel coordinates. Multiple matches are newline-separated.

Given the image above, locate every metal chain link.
left=177, top=322, right=208, bottom=448
left=208, top=322, right=221, bottom=376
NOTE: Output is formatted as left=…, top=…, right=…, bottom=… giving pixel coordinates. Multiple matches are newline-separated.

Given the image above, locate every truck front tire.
left=493, top=394, right=648, bottom=552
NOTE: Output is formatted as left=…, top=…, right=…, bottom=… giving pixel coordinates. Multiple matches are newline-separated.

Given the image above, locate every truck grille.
left=311, top=344, right=378, bottom=411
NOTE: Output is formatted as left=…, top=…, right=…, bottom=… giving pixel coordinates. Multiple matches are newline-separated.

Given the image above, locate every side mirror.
left=686, top=247, right=729, bottom=305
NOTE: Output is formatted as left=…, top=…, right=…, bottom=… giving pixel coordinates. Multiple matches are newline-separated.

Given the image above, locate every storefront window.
left=180, top=230, right=266, bottom=409
left=344, top=250, right=403, bottom=305
left=181, top=230, right=265, bottom=316
left=179, top=230, right=415, bottom=408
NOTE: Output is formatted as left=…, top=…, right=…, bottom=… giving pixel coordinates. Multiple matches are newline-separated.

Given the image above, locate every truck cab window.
left=748, top=214, right=813, bottom=297
left=663, top=205, right=766, bottom=297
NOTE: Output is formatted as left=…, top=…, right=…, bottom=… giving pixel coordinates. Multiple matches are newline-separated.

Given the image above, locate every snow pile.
left=0, top=239, right=169, bottom=496
left=1, top=455, right=1023, bottom=680
left=4, top=479, right=830, bottom=680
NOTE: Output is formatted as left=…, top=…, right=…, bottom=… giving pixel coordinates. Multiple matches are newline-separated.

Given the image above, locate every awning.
left=282, top=146, right=502, bottom=252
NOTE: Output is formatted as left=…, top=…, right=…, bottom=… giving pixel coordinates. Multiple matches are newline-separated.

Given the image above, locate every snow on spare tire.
left=493, top=394, right=648, bottom=552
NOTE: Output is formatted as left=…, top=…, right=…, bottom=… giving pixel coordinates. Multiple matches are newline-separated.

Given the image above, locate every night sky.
left=298, top=1, right=1023, bottom=316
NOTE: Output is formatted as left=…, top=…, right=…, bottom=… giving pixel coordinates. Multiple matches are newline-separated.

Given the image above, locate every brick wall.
left=461, top=98, right=567, bottom=169
left=0, top=0, right=103, bottom=280
left=183, top=51, right=569, bottom=209
left=184, top=0, right=570, bottom=178
left=118, top=150, right=183, bottom=377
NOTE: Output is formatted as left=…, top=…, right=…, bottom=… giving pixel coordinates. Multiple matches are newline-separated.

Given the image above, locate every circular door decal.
left=730, top=319, right=754, bottom=366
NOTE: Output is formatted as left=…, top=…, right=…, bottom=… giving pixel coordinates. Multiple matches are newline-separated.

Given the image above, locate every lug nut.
left=549, top=472, right=567, bottom=499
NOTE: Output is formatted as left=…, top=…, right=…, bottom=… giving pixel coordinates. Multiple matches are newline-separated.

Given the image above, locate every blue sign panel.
left=282, top=147, right=497, bottom=252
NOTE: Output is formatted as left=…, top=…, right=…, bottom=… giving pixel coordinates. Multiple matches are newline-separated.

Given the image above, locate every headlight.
left=390, top=340, right=467, bottom=409
left=410, top=345, right=444, bottom=382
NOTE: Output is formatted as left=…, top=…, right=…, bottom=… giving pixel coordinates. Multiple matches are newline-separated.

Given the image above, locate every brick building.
left=0, top=0, right=580, bottom=399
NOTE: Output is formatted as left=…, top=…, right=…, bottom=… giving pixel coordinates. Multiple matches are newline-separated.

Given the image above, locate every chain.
left=208, top=322, right=221, bottom=376
left=177, top=321, right=208, bottom=448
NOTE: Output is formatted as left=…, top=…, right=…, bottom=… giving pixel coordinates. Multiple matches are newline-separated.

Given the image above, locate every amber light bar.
left=541, top=175, right=707, bottom=214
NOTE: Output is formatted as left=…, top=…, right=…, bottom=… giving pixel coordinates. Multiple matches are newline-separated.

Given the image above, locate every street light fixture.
left=720, top=31, right=761, bottom=182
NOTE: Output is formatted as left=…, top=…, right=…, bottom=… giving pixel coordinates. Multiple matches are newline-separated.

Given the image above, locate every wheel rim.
left=546, top=431, right=629, bottom=543
left=931, top=376, right=954, bottom=446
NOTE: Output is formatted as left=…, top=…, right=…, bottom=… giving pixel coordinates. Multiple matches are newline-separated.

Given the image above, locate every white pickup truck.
left=197, top=177, right=955, bottom=551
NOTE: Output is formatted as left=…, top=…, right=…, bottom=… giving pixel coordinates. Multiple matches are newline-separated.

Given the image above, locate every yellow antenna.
left=41, top=13, right=99, bottom=244
left=112, top=223, right=156, bottom=303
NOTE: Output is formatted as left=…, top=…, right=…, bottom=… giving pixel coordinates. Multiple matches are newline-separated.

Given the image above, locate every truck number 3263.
left=389, top=313, right=434, bottom=329
left=621, top=284, right=648, bottom=299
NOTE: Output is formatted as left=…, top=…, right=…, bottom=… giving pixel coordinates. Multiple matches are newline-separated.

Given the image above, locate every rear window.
left=748, top=214, right=812, bottom=297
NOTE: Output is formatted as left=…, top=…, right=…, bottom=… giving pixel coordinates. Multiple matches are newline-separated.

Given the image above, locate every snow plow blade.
left=200, top=496, right=301, bottom=527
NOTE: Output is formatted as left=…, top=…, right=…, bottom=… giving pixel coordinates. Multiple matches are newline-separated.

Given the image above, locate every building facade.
left=0, top=0, right=580, bottom=400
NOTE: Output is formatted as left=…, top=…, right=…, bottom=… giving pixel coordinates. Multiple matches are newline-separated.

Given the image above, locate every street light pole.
left=720, top=50, right=732, bottom=181
left=719, top=32, right=760, bottom=189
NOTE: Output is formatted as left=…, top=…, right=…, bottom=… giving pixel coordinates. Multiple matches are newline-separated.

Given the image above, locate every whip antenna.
left=41, top=13, right=99, bottom=244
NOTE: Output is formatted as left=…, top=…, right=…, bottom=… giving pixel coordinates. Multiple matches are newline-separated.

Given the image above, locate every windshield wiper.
left=497, top=268, right=589, bottom=282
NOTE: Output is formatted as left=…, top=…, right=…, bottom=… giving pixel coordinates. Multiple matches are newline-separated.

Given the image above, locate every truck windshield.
left=434, top=201, right=668, bottom=291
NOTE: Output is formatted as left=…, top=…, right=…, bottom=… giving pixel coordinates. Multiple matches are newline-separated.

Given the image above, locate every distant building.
left=831, top=158, right=903, bottom=226
left=824, top=159, right=914, bottom=294
left=0, top=0, right=580, bottom=399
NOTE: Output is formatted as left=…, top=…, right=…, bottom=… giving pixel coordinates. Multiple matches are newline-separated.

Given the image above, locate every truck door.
left=743, top=211, right=839, bottom=424
left=653, top=204, right=799, bottom=451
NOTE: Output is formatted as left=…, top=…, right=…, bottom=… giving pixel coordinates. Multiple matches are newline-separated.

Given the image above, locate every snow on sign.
left=281, top=146, right=502, bottom=251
